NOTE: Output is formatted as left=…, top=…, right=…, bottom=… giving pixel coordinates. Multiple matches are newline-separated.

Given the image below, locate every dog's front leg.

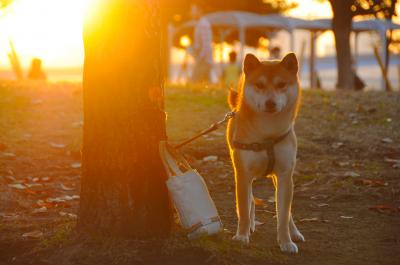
left=232, top=170, right=252, bottom=244
left=272, top=175, right=304, bottom=243
left=275, top=170, right=298, bottom=254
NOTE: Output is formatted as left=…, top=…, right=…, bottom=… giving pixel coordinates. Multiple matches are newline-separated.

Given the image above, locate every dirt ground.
left=0, top=81, right=399, bottom=265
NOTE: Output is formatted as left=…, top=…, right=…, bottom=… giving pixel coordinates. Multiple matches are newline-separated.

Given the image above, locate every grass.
left=0, top=82, right=399, bottom=265
left=40, top=222, right=74, bottom=249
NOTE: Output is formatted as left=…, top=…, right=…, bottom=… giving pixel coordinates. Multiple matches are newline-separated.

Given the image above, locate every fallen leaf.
left=223, top=228, right=233, bottom=234
left=310, top=194, right=329, bottom=200
left=25, top=189, right=47, bottom=196
left=343, top=171, right=360, bottom=178
left=353, top=179, right=388, bottom=187
left=218, top=174, right=228, bottom=179
left=47, top=197, right=66, bottom=203
left=211, top=132, right=224, bottom=136
left=0, top=213, right=19, bottom=219
left=301, top=178, right=317, bottom=187
left=332, top=142, right=344, bottom=149
left=316, top=203, right=329, bottom=207
left=299, top=217, right=330, bottom=223
left=340, top=215, right=353, bottom=219
left=25, top=183, right=43, bottom=188
left=384, top=158, right=400, bottom=169
left=31, top=99, right=43, bottom=105
left=381, top=138, right=393, bottom=144
left=23, top=133, right=32, bottom=139
left=384, top=157, right=400, bottom=164
left=60, top=183, right=75, bottom=191
left=41, top=177, right=51, bottom=182
left=8, top=183, right=26, bottom=190
left=47, top=195, right=79, bottom=202
left=59, top=211, right=77, bottom=219
left=254, top=220, right=265, bottom=226
left=335, top=161, right=350, bottom=167
left=22, top=230, right=43, bottom=239
left=71, top=121, right=83, bottom=128
left=49, top=142, right=66, bottom=149
left=4, top=176, right=17, bottom=182
left=254, top=197, right=265, bottom=206
left=32, top=207, right=48, bottom=214
left=203, top=155, right=218, bottom=162
left=369, top=204, right=400, bottom=214
left=348, top=113, right=357, bottom=119
left=1, top=152, right=16, bottom=159
left=71, top=162, right=81, bottom=169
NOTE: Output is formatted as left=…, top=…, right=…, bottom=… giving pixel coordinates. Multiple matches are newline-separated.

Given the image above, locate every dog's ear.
left=228, top=89, right=238, bottom=110
left=243, top=53, right=260, bottom=75
left=281, top=53, right=298, bottom=74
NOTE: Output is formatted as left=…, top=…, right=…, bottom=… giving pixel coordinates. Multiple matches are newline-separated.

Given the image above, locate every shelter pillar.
left=309, top=31, right=317, bottom=89
left=353, top=32, right=359, bottom=72
left=239, top=26, right=245, bottom=64
left=167, top=23, right=174, bottom=83
left=380, top=29, right=388, bottom=90
left=289, top=30, right=295, bottom=52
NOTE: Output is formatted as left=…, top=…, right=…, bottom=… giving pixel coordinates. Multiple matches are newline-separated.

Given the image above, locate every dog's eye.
left=255, top=82, right=264, bottom=89
left=276, top=81, right=287, bottom=89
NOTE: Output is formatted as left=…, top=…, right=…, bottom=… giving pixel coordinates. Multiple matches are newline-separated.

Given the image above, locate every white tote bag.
left=159, top=141, right=222, bottom=239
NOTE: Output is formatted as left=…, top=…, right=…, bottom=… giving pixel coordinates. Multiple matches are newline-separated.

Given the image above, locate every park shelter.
left=168, top=11, right=400, bottom=89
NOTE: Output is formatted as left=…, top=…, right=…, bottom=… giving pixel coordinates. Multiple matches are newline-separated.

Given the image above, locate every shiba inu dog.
left=227, top=53, right=304, bottom=254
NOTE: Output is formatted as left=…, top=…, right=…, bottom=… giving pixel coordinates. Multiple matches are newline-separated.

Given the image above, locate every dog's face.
left=242, top=53, right=299, bottom=114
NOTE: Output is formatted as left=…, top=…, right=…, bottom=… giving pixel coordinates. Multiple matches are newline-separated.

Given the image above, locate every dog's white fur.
left=227, top=53, right=304, bottom=254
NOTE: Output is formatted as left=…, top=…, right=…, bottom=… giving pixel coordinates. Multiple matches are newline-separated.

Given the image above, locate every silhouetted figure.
left=223, top=51, right=240, bottom=89
left=28, top=58, right=46, bottom=80
left=270, top=46, right=281, bottom=60
left=191, top=4, right=213, bottom=83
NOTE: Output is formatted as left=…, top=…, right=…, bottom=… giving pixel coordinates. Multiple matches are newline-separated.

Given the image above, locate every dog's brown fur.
left=227, top=53, right=304, bottom=253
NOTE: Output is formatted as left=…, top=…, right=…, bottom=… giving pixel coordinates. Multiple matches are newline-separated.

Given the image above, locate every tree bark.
left=78, top=0, right=172, bottom=237
left=329, top=0, right=354, bottom=90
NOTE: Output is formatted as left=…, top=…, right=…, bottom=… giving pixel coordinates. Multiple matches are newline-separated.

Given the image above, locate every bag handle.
left=160, top=141, right=191, bottom=178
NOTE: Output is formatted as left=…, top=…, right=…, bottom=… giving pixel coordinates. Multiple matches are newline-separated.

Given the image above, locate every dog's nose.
left=265, top=100, right=276, bottom=112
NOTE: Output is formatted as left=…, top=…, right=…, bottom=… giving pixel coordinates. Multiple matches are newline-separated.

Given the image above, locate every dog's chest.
left=238, top=150, right=270, bottom=178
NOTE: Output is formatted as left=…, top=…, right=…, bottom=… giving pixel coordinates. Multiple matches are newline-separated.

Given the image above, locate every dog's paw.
left=232, top=234, right=250, bottom=245
left=279, top=241, right=298, bottom=254
left=291, top=230, right=305, bottom=242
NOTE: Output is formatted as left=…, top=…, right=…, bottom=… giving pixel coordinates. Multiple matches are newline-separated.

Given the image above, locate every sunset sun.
left=0, top=0, right=88, bottom=69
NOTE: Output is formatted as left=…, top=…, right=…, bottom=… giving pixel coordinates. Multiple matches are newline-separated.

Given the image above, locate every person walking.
left=191, top=4, right=213, bottom=83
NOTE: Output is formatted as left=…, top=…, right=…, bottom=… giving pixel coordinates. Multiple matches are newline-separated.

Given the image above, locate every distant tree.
left=328, top=0, right=397, bottom=90
left=79, top=0, right=172, bottom=237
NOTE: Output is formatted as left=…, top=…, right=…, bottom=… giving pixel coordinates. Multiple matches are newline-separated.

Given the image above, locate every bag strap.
left=160, top=141, right=193, bottom=178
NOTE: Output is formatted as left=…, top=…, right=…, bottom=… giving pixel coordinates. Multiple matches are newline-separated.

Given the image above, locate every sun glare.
left=180, top=35, right=191, bottom=48
left=0, top=0, right=89, bottom=69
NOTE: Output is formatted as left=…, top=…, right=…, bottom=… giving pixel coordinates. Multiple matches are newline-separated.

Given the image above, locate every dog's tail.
left=228, top=89, right=238, bottom=110
left=228, top=74, right=245, bottom=110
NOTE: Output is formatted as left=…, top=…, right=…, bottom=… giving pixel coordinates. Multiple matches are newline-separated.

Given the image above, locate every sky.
left=0, top=0, right=86, bottom=68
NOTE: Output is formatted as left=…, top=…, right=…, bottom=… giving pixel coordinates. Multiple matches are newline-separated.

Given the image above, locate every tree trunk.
left=78, top=0, right=172, bottom=237
left=329, top=0, right=354, bottom=90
